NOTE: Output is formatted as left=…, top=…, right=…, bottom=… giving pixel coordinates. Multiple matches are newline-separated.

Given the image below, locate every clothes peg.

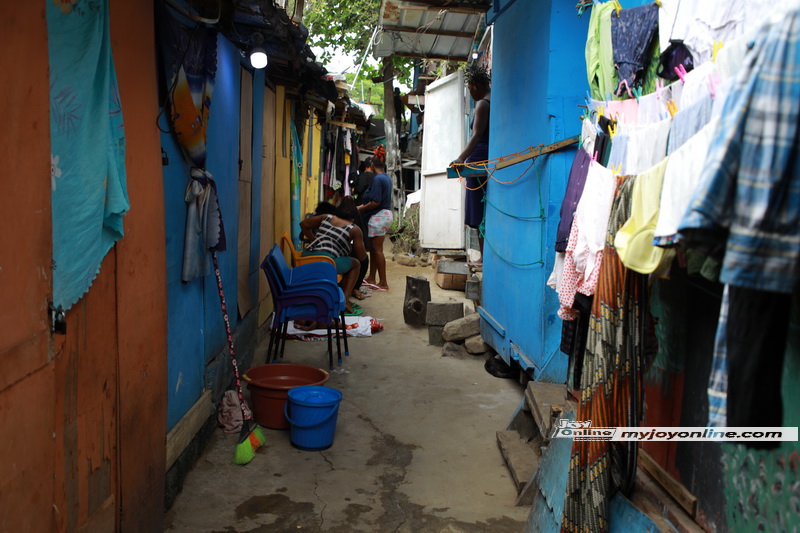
left=591, top=151, right=598, bottom=163
left=674, top=64, right=688, bottom=84
left=632, top=86, right=643, bottom=103
left=708, top=73, right=718, bottom=99
left=612, top=0, right=622, bottom=16
left=655, top=78, right=664, bottom=100
left=713, top=41, right=724, bottom=63
left=654, top=0, right=662, bottom=6
left=618, top=79, right=634, bottom=98
left=666, top=100, right=679, bottom=118
left=611, top=163, right=622, bottom=176
left=608, top=123, right=617, bottom=139
left=597, top=104, right=605, bottom=117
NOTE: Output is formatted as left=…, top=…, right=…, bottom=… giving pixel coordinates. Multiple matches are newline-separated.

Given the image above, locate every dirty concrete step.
left=496, top=430, right=542, bottom=494
left=523, top=382, right=571, bottom=441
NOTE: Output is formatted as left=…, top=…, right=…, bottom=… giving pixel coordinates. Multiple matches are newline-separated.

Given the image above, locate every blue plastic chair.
left=261, top=245, right=350, bottom=369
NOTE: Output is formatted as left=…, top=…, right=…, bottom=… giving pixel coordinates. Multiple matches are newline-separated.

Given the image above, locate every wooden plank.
left=527, top=382, right=567, bottom=439
left=382, top=24, right=476, bottom=39
left=166, top=390, right=214, bottom=471
left=325, top=119, right=358, bottom=130
left=495, top=136, right=580, bottom=170
left=638, top=449, right=698, bottom=518
left=446, top=135, right=580, bottom=178
left=632, top=468, right=705, bottom=532
left=496, top=430, right=540, bottom=493
left=446, top=164, right=489, bottom=178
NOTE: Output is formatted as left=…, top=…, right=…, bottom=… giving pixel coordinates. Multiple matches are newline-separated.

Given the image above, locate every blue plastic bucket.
left=284, top=386, right=343, bottom=451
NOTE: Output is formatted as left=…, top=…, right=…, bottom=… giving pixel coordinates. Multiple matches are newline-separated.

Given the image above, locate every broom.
left=212, top=251, right=266, bottom=464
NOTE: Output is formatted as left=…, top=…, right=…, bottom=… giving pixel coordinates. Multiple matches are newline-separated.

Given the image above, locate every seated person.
left=299, top=208, right=367, bottom=315
left=338, top=196, right=370, bottom=301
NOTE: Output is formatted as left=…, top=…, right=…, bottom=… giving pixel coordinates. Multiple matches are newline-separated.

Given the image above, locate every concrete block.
left=425, top=301, right=464, bottom=326
left=403, top=275, right=431, bottom=327
left=442, top=313, right=481, bottom=342
left=465, top=279, right=481, bottom=300
left=435, top=272, right=467, bottom=291
left=442, top=341, right=468, bottom=358
left=465, top=334, right=490, bottom=355
left=428, top=325, right=445, bottom=346
left=437, top=260, right=470, bottom=275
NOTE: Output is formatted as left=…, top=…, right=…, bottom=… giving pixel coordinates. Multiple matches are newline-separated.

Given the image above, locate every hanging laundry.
left=606, top=98, right=639, bottom=124
left=658, top=0, right=771, bottom=65
left=636, top=90, right=664, bottom=124
left=606, top=130, right=629, bottom=175
left=586, top=1, right=618, bottom=100
left=677, top=61, right=715, bottom=110
left=615, top=157, right=669, bottom=274
left=47, top=0, right=130, bottom=309
left=555, top=149, right=592, bottom=253
left=725, top=285, right=791, bottom=444
left=654, top=118, right=716, bottom=244
left=557, top=162, right=616, bottom=320
left=666, top=94, right=712, bottom=154
left=562, top=176, right=653, bottom=533
left=707, top=285, right=731, bottom=428
left=611, top=2, right=660, bottom=97
left=625, top=116, right=671, bottom=174
left=182, top=169, right=226, bottom=282
left=679, top=9, right=800, bottom=294
left=679, top=8, right=800, bottom=451
left=580, top=117, right=597, bottom=156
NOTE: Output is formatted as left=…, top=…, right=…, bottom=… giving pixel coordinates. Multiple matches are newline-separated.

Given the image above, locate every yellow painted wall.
left=257, top=87, right=276, bottom=326
left=273, top=86, right=292, bottom=252
left=302, top=116, right=322, bottom=217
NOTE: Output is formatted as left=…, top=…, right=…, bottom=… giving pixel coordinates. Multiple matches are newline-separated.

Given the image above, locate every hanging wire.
left=464, top=154, right=551, bottom=267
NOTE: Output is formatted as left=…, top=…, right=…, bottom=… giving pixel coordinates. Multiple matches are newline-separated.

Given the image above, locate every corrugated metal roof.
left=374, top=0, right=488, bottom=61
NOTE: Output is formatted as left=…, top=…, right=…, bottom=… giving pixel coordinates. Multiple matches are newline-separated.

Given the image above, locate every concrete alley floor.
left=165, top=256, right=530, bottom=533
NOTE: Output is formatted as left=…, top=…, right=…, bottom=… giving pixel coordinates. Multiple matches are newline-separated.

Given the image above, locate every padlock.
left=161, top=148, right=169, bottom=166
left=49, top=303, right=67, bottom=335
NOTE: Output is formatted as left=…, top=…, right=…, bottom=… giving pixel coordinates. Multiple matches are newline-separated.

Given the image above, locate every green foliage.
left=304, top=0, right=414, bottom=87
left=304, top=0, right=380, bottom=62
left=389, top=204, right=420, bottom=255
left=344, top=72, right=384, bottom=116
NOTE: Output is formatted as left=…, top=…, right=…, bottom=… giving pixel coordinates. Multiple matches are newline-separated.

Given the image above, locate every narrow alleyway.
left=165, top=254, right=530, bottom=532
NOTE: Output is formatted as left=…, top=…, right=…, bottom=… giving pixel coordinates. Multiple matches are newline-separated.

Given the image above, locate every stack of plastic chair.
left=281, top=231, right=343, bottom=283
left=261, top=245, right=349, bottom=369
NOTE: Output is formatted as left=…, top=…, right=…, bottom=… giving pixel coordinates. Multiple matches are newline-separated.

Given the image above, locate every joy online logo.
left=550, top=419, right=615, bottom=440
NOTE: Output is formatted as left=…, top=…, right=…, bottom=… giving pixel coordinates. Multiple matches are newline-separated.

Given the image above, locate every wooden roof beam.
left=381, top=24, right=475, bottom=39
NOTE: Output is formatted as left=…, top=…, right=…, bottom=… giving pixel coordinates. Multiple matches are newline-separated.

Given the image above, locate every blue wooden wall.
left=479, top=0, right=587, bottom=382
left=162, top=34, right=259, bottom=431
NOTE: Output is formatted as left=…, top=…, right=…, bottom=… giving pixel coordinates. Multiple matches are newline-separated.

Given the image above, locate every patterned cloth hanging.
left=561, top=175, right=654, bottom=533
left=156, top=3, right=226, bottom=281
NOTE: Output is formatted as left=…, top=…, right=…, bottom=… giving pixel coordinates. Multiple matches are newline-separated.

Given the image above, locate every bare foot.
left=352, top=289, right=366, bottom=300
left=364, top=277, right=377, bottom=286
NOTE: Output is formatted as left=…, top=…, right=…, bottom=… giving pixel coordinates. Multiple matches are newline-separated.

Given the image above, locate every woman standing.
left=357, top=158, right=393, bottom=290
left=451, top=65, right=491, bottom=259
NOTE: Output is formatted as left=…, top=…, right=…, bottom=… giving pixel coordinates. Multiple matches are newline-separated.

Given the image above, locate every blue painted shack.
left=479, top=0, right=589, bottom=382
